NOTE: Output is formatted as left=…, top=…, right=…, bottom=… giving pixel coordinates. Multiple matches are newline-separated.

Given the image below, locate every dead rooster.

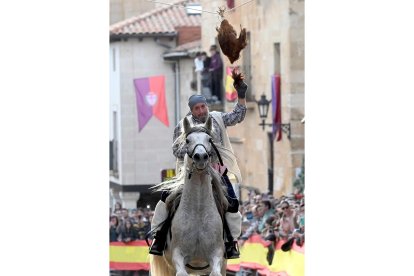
left=216, top=19, right=247, bottom=64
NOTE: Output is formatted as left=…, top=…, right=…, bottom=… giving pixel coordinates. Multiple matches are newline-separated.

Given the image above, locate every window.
left=110, top=111, right=119, bottom=177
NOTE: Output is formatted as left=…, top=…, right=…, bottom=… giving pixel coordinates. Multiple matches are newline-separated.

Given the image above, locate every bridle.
left=185, top=126, right=224, bottom=179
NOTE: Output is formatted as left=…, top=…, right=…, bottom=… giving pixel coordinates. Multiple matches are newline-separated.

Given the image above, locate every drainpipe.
left=174, top=60, right=180, bottom=126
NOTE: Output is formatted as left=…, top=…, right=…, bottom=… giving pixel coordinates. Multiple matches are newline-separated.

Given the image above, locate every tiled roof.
left=163, top=39, right=201, bottom=59
left=110, top=0, right=201, bottom=37
left=172, top=39, right=201, bottom=52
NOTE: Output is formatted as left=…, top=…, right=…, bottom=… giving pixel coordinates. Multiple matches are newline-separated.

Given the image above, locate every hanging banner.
left=133, top=75, right=169, bottom=132
left=271, top=74, right=282, bottom=141
left=225, top=66, right=238, bottom=102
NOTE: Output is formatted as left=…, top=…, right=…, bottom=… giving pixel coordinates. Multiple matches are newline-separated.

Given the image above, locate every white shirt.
left=194, top=57, right=204, bottom=72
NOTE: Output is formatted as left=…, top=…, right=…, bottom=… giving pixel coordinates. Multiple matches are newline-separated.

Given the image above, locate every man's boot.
left=148, top=200, right=170, bottom=256
left=149, top=228, right=168, bottom=256
left=224, top=212, right=242, bottom=259
left=224, top=240, right=240, bottom=259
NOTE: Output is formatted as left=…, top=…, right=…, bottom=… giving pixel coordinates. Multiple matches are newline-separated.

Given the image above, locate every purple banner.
left=134, top=78, right=153, bottom=132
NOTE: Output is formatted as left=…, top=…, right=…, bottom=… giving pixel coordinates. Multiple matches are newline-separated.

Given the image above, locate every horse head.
left=183, top=116, right=213, bottom=171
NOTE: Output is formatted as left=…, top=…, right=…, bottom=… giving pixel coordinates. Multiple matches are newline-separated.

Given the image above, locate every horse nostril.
left=203, top=154, right=208, bottom=160
left=194, top=153, right=200, bottom=160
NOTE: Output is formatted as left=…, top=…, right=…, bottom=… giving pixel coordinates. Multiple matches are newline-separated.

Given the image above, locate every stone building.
left=109, top=0, right=202, bottom=209
left=200, top=0, right=304, bottom=198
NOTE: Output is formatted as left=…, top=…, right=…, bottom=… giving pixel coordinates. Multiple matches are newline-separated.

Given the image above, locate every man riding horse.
left=149, top=71, right=248, bottom=259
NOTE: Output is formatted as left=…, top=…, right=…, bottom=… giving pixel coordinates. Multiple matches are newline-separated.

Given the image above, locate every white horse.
left=150, top=116, right=228, bottom=276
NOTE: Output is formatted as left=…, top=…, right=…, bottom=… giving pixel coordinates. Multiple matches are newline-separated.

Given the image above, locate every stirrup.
left=149, top=238, right=166, bottom=256
left=224, top=241, right=240, bottom=259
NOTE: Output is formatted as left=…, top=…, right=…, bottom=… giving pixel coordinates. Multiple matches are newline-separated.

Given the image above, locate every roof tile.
left=110, top=0, right=202, bottom=36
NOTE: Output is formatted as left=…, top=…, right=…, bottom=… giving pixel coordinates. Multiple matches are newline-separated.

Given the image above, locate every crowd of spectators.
left=110, top=203, right=153, bottom=243
left=238, top=191, right=305, bottom=264
left=109, top=190, right=304, bottom=269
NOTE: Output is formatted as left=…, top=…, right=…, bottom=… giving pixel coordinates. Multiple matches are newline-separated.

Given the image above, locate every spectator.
left=120, top=208, right=130, bottom=224
left=194, top=52, right=204, bottom=73
left=253, top=194, right=262, bottom=205
left=119, top=218, right=138, bottom=243
left=132, top=208, right=150, bottom=240
left=239, top=204, right=261, bottom=245
left=278, top=200, right=299, bottom=252
left=113, top=202, right=122, bottom=215
left=110, top=215, right=120, bottom=242
left=258, top=200, right=274, bottom=232
left=202, top=51, right=211, bottom=68
left=294, top=200, right=305, bottom=246
left=278, top=201, right=294, bottom=234
left=208, top=45, right=223, bottom=103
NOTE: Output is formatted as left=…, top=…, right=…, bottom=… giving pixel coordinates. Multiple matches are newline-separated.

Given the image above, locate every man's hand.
left=232, top=68, right=248, bottom=99
left=235, top=81, right=248, bottom=99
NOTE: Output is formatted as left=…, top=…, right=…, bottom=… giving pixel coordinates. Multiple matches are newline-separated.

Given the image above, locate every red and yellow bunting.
left=110, top=241, right=150, bottom=270
left=109, top=235, right=304, bottom=276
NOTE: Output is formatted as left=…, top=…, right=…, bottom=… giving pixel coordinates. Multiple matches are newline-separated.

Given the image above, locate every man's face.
left=122, top=209, right=128, bottom=218
left=191, top=103, right=209, bottom=122
left=257, top=206, right=265, bottom=217
left=136, top=210, right=143, bottom=219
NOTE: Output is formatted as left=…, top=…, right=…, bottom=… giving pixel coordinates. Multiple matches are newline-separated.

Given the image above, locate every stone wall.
left=200, top=0, right=304, bottom=197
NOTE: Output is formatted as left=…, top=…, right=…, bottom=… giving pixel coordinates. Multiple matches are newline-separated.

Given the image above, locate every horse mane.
left=163, top=164, right=228, bottom=220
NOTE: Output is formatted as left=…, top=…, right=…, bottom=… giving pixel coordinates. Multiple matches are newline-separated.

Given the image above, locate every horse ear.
left=205, top=116, right=212, bottom=132
left=183, top=117, right=191, bottom=134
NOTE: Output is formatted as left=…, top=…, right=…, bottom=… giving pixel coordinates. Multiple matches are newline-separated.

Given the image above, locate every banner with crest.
left=133, top=76, right=169, bottom=132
